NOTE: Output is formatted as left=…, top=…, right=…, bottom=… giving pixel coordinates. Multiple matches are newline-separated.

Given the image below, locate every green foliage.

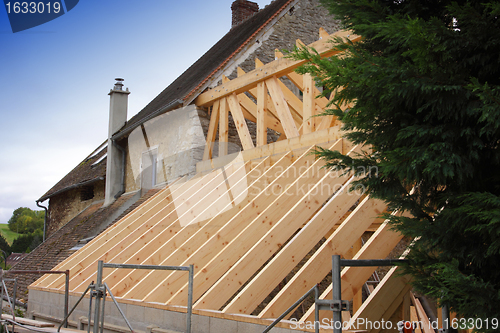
left=10, top=229, right=43, bottom=253
left=0, top=233, right=11, bottom=269
left=0, top=224, right=21, bottom=245
left=292, top=0, right=500, bottom=329
left=8, top=207, right=44, bottom=234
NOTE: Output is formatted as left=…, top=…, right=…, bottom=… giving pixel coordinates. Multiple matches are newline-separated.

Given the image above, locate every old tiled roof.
left=40, top=0, right=294, bottom=201
left=38, top=142, right=107, bottom=202
left=114, top=0, right=295, bottom=138
left=6, top=189, right=161, bottom=300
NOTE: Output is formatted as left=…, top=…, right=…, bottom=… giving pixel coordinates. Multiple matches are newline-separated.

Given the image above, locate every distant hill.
left=0, top=224, right=21, bottom=245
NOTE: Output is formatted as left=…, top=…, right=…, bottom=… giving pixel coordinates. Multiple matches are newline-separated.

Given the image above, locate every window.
left=141, top=148, right=158, bottom=190
left=80, top=185, right=94, bottom=201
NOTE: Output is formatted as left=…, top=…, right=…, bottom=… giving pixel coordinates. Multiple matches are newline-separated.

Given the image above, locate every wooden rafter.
left=196, top=30, right=360, bottom=107
left=196, top=140, right=351, bottom=311
left=227, top=93, right=255, bottom=150
left=301, top=219, right=405, bottom=322
left=266, top=76, right=299, bottom=138
left=259, top=196, right=387, bottom=319
left=140, top=145, right=326, bottom=303
left=350, top=265, right=412, bottom=333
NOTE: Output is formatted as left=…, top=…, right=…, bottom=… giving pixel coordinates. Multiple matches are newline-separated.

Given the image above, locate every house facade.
left=36, top=0, right=340, bottom=239
left=9, top=1, right=419, bottom=332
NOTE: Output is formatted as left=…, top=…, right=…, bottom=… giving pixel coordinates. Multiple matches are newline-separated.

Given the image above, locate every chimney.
left=108, top=78, right=130, bottom=136
left=104, top=78, right=130, bottom=206
left=231, top=0, right=259, bottom=28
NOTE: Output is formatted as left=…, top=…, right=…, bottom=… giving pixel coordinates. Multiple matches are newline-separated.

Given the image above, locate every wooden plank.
left=286, top=71, right=330, bottom=110
left=36, top=185, right=175, bottom=287
left=237, top=93, right=285, bottom=134
left=319, top=27, right=330, bottom=40
left=402, top=292, right=411, bottom=322
left=120, top=148, right=308, bottom=300
left=196, top=30, right=361, bottom=107
left=36, top=177, right=185, bottom=288
left=277, top=77, right=304, bottom=120
left=140, top=144, right=337, bottom=304
left=227, top=93, right=255, bottom=150
left=266, top=76, right=299, bottom=138
left=219, top=97, right=228, bottom=157
left=199, top=145, right=358, bottom=310
left=2, top=314, right=54, bottom=327
left=259, top=196, right=387, bottom=319
left=300, top=219, right=404, bottom=322
left=167, top=143, right=349, bottom=307
left=217, top=173, right=363, bottom=314
left=352, top=238, right=363, bottom=314
left=411, top=306, right=423, bottom=333
left=196, top=126, right=345, bottom=174
left=109, top=159, right=270, bottom=298
left=237, top=66, right=301, bottom=129
left=42, top=183, right=192, bottom=290
left=303, top=73, right=315, bottom=134
left=67, top=169, right=231, bottom=292
left=411, top=293, right=434, bottom=333
left=349, top=266, right=412, bottom=333
left=93, top=159, right=250, bottom=294
left=257, top=81, right=267, bottom=146
left=203, top=99, right=220, bottom=161
left=316, top=113, right=337, bottom=131
left=255, top=57, right=265, bottom=68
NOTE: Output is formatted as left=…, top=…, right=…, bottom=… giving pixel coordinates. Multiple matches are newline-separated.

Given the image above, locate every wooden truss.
left=31, top=29, right=427, bottom=332
left=196, top=29, right=361, bottom=160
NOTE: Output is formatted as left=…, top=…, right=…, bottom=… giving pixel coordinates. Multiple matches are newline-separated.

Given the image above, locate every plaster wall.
left=124, top=105, right=212, bottom=193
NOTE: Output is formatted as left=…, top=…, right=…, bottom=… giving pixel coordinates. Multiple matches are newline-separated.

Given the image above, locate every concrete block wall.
left=28, top=289, right=310, bottom=333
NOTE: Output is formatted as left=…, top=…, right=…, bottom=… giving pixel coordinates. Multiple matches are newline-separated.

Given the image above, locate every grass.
left=0, top=223, right=21, bottom=245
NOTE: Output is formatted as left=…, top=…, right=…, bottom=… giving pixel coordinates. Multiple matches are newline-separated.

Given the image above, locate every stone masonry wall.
left=231, top=0, right=341, bottom=76
left=223, top=0, right=341, bottom=150
left=47, top=180, right=105, bottom=238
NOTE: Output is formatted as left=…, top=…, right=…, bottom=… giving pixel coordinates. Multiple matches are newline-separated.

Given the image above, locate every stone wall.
left=46, top=180, right=105, bottom=238
left=231, top=0, right=341, bottom=76
left=220, top=0, right=341, bottom=150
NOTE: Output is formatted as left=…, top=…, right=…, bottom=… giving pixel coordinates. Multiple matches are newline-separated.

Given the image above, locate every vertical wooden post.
left=203, top=100, right=220, bottom=161
left=352, top=237, right=363, bottom=314
left=303, top=73, right=315, bottom=134
left=402, top=292, right=411, bottom=321
left=257, top=81, right=268, bottom=146
left=219, top=97, right=228, bottom=157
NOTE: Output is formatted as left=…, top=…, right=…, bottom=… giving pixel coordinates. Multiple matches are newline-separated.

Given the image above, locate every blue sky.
left=0, top=0, right=272, bottom=223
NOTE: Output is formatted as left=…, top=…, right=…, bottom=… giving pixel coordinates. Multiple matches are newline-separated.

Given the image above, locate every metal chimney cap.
left=115, top=78, right=124, bottom=82
left=114, top=78, right=124, bottom=91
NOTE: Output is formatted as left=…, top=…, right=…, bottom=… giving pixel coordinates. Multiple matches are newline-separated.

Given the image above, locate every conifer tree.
left=293, top=0, right=500, bottom=327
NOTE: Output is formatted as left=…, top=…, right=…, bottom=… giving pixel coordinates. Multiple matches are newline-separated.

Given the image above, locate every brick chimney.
left=231, top=0, right=259, bottom=27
